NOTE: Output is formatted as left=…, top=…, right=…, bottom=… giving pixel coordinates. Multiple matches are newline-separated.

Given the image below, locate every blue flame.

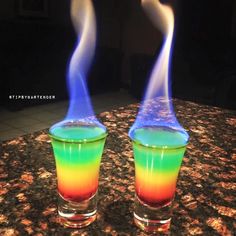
left=129, top=0, right=188, bottom=140
left=66, top=39, right=95, bottom=121
left=59, top=0, right=105, bottom=130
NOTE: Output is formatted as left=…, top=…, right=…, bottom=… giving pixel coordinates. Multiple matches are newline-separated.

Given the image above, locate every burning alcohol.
left=129, top=0, right=189, bottom=233
left=49, top=0, right=107, bottom=228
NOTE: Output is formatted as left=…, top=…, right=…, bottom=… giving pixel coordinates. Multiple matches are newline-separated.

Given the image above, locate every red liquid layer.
left=136, top=179, right=176, bottom=207
left=59, top=180, right=98, bottom=202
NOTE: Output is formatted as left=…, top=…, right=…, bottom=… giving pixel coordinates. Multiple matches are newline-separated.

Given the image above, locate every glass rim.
left=48, top=129, right=108, bottom=144
left=129, top=125, right=189, bottom=150
left=130, top=137, right=188, bottom=150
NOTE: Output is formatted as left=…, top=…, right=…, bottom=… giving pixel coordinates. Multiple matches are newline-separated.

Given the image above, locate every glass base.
left=58, top=193, right=97, bottom=228
left=134, top=195, right=172, bottom=233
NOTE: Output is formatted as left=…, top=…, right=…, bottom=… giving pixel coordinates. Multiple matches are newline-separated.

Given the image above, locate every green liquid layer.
left=50, top=124, right=106, bottom=142
left=131, top=126, right=188, bottom=148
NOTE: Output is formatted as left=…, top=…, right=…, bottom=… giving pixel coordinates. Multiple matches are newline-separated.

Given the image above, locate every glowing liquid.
left=131, top=127, right=188, bottom=207
left=50, top=125, right=106, bottom=202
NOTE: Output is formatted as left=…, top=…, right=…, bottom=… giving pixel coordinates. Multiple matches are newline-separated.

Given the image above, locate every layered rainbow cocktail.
left=49, top=121, right=107, bottom=228
left=130, top=126, right=188, bottom=233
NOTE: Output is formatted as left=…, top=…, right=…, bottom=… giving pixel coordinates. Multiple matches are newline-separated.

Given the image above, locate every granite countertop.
left=0, top=100, right=236, bottom=235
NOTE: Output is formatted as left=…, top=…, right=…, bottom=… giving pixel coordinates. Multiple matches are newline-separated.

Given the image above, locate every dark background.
left=0, top=0, right=235, bottom=110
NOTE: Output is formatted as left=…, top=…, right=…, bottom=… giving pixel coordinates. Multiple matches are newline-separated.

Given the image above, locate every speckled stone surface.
left=0, top=100, right=236, bottom=236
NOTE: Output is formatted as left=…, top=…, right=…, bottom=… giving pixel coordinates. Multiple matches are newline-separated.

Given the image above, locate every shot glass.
left=49, top=121, right=107, bottom=228
left=130, top=126, right=189, bottom=233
